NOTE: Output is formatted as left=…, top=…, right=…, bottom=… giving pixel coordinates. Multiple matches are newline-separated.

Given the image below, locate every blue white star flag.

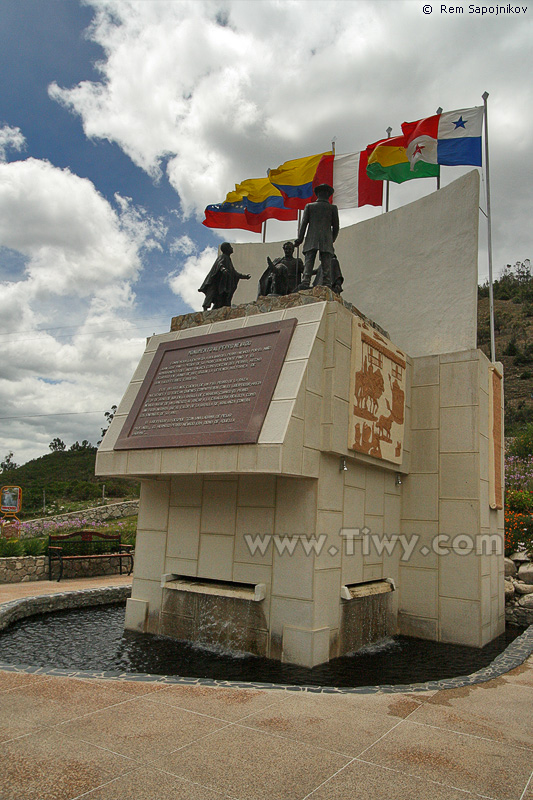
left=402, top=106, right=484, bottom=168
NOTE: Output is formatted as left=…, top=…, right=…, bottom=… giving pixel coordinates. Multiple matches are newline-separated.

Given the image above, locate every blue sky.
left=1, top=0, right=531, bottom=465
left=0, top=0, right=212, bottom=321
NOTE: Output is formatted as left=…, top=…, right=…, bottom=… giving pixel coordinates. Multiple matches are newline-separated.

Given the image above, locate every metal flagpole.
left=436, top=107, right=443, bottom=190
left=482, top=91, right=496, bottom=363
left=262, top=219, right=267, bottom=243
left=385, top=126, right=392, bottom=212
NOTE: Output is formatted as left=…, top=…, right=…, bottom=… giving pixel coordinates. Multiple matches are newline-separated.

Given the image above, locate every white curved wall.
left=231, top=170, right=479, bottom=358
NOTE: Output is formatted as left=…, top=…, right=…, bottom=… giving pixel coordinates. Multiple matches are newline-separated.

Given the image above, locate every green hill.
left=478, top=260, right=533, bottom=434
left=1, top=448, right=139, bottom=519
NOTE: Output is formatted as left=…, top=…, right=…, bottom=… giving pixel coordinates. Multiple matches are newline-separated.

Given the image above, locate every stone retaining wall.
left=0, top=556, right=48, bottom=583
left=20, top=500, right=139, bottom=537
left=506, top=606, right=533, bottom=626
left=0, top=585, right=131, bottom=633
left=0, top=554, right=133, bottom=584
left=505, top=554, right=533, bottom=627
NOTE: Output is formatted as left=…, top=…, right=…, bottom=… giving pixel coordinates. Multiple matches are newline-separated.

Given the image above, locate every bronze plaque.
left=115, top=318, right=297, bottom=449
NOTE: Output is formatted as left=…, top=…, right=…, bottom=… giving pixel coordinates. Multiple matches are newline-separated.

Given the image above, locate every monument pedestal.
left=97, top=288, right=504, bottom=667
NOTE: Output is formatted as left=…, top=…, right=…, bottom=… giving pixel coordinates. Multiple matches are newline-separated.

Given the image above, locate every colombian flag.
left=366, top=135, right=440, bottom=183
left=269, top=151, right=382, bottom=210
left=268, top=152, right=332, bottom=210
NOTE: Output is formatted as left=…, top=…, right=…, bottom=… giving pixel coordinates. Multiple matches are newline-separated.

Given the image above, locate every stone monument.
left=97, top=171, right=504, bottom=667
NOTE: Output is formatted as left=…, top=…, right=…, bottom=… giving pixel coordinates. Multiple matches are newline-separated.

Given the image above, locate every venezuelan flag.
left=235, top=178, right=298, bottom=225
left=203, top=189, right=263, bottom=233
left=203, top=178, right=297, bottom=232
left=268, top=151, right=332, bottom=210
left=366, top=135, right=439, bottom=184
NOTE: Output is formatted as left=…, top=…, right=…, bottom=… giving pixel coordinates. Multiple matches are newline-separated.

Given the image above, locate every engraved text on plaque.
left=115, top=319, right=297, bottom=449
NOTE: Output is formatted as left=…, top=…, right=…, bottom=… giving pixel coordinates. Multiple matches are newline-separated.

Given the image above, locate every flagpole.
left=482, top=91, right=496, bottom=363
left=262, top=219, right=267, bottom=243
left=436, top=107, right=443, bottom=190
left=385, top=127, right=392, bottom=212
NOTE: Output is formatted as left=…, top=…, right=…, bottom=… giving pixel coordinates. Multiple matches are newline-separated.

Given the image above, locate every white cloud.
left=47, top=0, right=533, bottom=275
left=0, top=154, right=165, bottom=463
left=168, top=245, right=217, bottom=309
left=5, top=0, right=533, bottom=463
left=169, top=234, right=197, bottom=256
left=0, top=125, right=25, bottom=161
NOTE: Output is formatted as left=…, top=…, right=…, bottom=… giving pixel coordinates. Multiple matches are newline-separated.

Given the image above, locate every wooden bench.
left=48, top=530, right=134, bottom=582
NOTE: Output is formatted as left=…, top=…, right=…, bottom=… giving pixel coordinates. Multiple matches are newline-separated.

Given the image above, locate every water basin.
left=0, top=602, right=525, bottom=688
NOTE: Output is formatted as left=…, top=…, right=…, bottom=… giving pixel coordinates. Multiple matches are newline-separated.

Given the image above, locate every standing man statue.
left=294, top=183, right=339, bottom=290
left=198, top=242, right=251, bottom=310
left=312, top=251, right=344, bottom=295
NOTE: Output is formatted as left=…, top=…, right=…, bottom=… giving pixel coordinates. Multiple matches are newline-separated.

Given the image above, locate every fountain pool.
left=0, top=602, right=527, bottom=689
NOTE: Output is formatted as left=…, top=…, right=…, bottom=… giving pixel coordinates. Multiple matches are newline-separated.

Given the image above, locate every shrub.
left=506, top=489, right=533, bottom=514
left=513, top=352, right=531, bottom=366
left=22, top=537, right=46, bottom=556
left=505, top=455, right=533, bottom=491
left=504, top=510, right=533, bottom=556
left=0, top=538, right=24, bottom=557
left=509, top=426, right=533, bottom=459
left=504, top=338, right=519, bottom=356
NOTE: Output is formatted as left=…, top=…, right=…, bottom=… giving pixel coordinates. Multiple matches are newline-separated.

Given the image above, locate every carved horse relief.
left=349, top=322, right=407, bottom=465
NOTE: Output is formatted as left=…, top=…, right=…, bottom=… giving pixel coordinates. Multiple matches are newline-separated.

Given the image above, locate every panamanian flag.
left=402, top=106, right=483, bottom=169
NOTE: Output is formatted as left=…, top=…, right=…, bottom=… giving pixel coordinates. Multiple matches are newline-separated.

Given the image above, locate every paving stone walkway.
left=0, top=576, right=532, bottom=800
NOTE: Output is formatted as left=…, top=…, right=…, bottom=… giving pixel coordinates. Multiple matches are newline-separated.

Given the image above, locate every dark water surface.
left=0, top=603, right=524, bottom=687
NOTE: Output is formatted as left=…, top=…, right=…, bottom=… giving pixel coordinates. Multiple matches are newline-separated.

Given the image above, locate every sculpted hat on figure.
left=294, top=183, right=339, bottom=290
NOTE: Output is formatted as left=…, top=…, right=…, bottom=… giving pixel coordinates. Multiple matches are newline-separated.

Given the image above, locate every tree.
left=49, top=438, right=66, bottom=452
left=69, top=440, right=95, bottom=452
left=1, top=452, right=18, bottom=473
left=99, top=405, right=117, bottom=441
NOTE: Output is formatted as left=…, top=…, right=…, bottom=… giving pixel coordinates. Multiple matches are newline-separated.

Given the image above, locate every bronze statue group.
left=199, top=183, right=343, bottom=311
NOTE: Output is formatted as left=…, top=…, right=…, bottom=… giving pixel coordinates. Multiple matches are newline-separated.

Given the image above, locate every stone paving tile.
left=361, top=718, right=533, bottom=800
left=501, top=660, right=533, bottom=688
left=145, top=682, right=289, bottom=721
left=95, top=678, right=169, bottom=697
left=407, top=679, right=533, bottom=750
left=0, top=574, right=132, bottom=605
left=304, top=758, right=483, bottom=800
left=150, top=723, right=350, bottom=800
left=0, top=727, right=133, bottom=800
left=521, top=771, right=533, bottom=800
left=77, top=766, right=236, bottom=800
left=0, top=669, right=53, bottom=692
left=57, top=696, right=229, bottom=761
left=237, top=691, right=409, bottom=757
left=0, top=674, right=142, bottom=743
